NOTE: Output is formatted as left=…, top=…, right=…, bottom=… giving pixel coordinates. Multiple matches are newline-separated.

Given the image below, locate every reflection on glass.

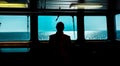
left=0, top=15, right=30, bottom=41
left=84, top=16, right=107, bottom=40
left=115, top=14, right=120, bottom=40
left=0, top=0, right=28, bottom=8
left=38, top=16, right=77, bottom=40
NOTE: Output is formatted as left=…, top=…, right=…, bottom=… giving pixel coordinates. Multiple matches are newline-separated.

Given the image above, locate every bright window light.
left=0, top=1, right=28, bottom=8
left=0, top=3, right=28, bottom=8
left=70, top=3, right=103, bottom=9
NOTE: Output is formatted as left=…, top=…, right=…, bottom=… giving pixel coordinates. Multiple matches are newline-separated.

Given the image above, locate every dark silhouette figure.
left=0, top=22, right=1, bottom=26
left=49, top=22, right=72, bottom=65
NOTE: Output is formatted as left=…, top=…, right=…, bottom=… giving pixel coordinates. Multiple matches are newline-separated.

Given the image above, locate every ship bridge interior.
left=0, top=0, right=120, bottom=65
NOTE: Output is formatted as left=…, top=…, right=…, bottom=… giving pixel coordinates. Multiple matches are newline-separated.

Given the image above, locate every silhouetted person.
left=49, top=22, right=72, bottom=65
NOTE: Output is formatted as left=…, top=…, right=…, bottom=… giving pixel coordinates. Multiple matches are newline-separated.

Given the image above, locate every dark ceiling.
left=38, top=0, right=109, bottom=10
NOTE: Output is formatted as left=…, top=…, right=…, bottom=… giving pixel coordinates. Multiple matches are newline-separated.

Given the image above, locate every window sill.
left=0, top=41, right=30, bottom=46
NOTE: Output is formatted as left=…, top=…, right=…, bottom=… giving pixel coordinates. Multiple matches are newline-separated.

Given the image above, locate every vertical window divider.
left=107, top=0, right=116, bottom=42
left=30, top=0, right=39, bottom=48
left=77, top=9, right=85, bottom=45
left=76, top=0, right=85, bottom=45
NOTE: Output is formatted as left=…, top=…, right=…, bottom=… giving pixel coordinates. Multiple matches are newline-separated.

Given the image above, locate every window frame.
left=37, top=14, right=77, bottom=42
left=84, top=15, right=108, bottom=40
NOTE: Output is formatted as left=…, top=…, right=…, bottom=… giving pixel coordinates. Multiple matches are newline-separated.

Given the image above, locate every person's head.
left=56, top=22, right=64, bottom=32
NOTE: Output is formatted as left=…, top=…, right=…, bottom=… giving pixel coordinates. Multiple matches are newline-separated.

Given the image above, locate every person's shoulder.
left=63, top=34, right=70, bottom=38
left=50, top=34, right=56, bottom=37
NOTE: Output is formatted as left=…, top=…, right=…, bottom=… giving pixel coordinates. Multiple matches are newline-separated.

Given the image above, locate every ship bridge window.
left=38, top=16, right=77, bottom=40
left=0, top=15, right=30, bottom=42
left=84, top=16, right=107, bottom=40
left=115, top=14, right=120, bottom=40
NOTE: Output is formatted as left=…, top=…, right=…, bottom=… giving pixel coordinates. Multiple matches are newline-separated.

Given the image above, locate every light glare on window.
left=0, top=1, right=28, bottom=8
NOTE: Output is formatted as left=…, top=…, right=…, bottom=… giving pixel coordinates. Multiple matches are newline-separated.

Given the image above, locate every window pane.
left=0, top=0, right=29, bottom=8
left=0, top=15, right=30, bottom=41
left=38, top=16, right=77, bottom=40
left=115, top=14, right=120, bottom=40
left=84, top=16, right=107, bottom=40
